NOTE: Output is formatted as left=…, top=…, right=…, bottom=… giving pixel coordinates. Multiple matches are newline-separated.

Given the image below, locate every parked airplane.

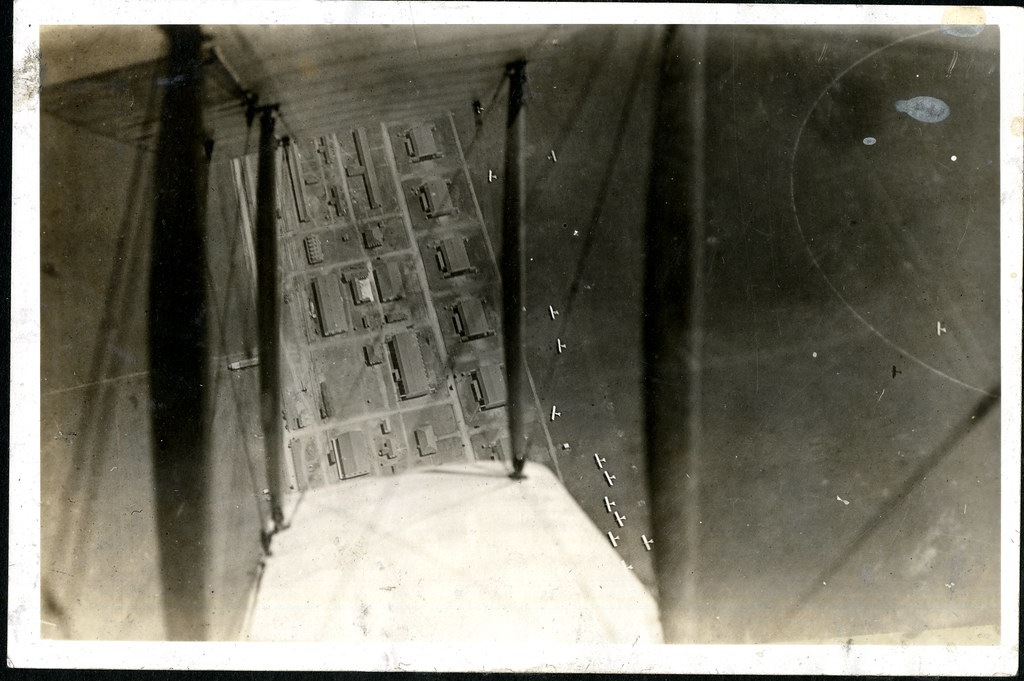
left=556, top=338, right=567, bottom=353
left=604, top=471, right=616, bottom=487
left=603, top=496, right=616, bottom=512
left=613, top=511, right=626, bottom=527
left=607, top=531, right=619, bottom=548
left=594, top=453, right=606, bottom=469
left=548, top=149, right=558, bottom=163
left=642, top=535, right=654, bottom=551
left=550, top=406, right=561, bottom=421
left=549, top=305, right=559, bottom=319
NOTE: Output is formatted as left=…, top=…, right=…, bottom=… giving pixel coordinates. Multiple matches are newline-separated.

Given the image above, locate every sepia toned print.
left=13, top=5, right=1022, bottom=673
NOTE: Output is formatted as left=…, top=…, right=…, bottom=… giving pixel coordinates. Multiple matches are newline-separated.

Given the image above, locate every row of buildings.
left=288, top=116, right=509, bottom=489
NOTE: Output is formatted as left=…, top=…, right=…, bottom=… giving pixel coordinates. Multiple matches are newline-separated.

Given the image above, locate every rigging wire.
left=45, top=65, right=163, bottom=639
left=203, top=156, right=276, bottom=540
left=775, top=382, right=1001, bottom=639
left=461, top=69, right=509, bottom=160
left=524, top=25, right=619, bottom=201
left=462, top=25, right=563, bottom=161
left=533, top=27, right=656, bottom=396
left=203, top=33, right=304, bottom=542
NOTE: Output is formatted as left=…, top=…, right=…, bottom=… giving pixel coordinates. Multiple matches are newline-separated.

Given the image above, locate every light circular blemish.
left=812, top=352, right=818, bottom=358
left=951, top=155, right=957, bottom=161
left=788, top=28, right=995, bottom=398
left=941, top=24, right=985, bottom=37
left=863, top=136, right=877, bottom=146
left=941, top=6, right=987, bottom=36
left=895, top=96, right=950, bottom=123
left=1011, top=116, right=1024, bottom=137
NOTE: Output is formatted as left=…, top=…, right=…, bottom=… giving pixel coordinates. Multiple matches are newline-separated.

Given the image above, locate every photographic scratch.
left=955, top=195, right=974, bottom=254
left=876, top=388, right=885, bottom=403
left=409, top=22, right=422, bottom=60
left=946, top=50, right=959, bottom=78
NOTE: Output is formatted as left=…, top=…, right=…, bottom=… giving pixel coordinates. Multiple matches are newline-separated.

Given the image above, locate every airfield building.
left=312, top=274, right=349, bottom=337
left=362, top=223, right=384, bottom=249
left=374, top=261, right=404, bottom=302
left=437, top=236, right=473, bottom=277
left=418, top=178, right=455, bottom=218
left=388, top=331, right=430, bottom=399
left=405, top=124, right=443, bottom=162
left=350, top=274, right=374, bottom=305
left=470, top=364, right=508, bottom=410
left=414, top=425, right=438, bottom=457
left=453, top=298, right=493, bottom=341
left=329, top=431, right=371, bottom=480
left=303, top=234, right=324, bottom=264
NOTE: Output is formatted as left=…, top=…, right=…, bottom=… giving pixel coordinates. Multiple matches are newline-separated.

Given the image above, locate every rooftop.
left=439, top=236, right=472, bottom=276
left=454, top=298, right=493, bottom=341
left=388, top=331, right=430, bottom=399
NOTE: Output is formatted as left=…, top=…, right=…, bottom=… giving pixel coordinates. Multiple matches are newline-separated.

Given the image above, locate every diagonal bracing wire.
left=535, top=27, right=657, bottom=395
left=775, top=383, right=1001, bottom=640
left=44, top=69, right=162, bottom=639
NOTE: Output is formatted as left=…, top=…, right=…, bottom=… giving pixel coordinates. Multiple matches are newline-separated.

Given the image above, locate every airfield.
left=36, top=22, right=1007, bottom=646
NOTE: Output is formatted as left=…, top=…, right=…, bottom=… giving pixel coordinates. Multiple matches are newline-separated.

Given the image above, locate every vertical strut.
left=255, top=107, right=286, bottom=530
left=502, top=60, right=529, bottom=478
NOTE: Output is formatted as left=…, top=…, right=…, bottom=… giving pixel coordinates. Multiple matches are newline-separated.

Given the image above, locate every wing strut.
left=502, top=59, right=529, bottom=479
